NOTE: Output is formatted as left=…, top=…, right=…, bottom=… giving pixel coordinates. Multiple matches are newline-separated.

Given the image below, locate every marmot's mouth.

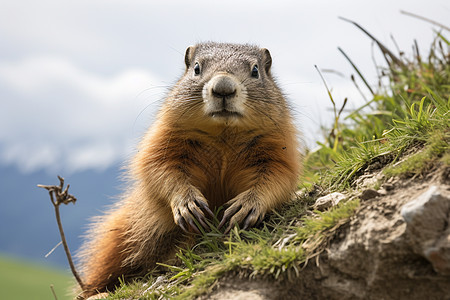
left=209, top=109, right=243, bottom=118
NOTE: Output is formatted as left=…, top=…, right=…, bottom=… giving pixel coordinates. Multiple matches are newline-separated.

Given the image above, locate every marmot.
left=78, top=42, right=301, bottom=298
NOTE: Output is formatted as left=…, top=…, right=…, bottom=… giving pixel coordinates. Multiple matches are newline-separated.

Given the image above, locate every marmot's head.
left=166, top=42, right=287, bottom=130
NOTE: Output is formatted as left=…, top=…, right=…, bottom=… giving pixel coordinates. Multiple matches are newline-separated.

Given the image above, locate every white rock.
left=313, top=192, right=347, bottom=211
left=401, top=185, right=450, bottom=275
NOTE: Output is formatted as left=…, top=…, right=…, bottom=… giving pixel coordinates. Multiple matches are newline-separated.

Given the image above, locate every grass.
left=105, top=25, right=449, bottom=299
left=0, top=254, right=73, bottom=300
left=383, top=129, right=449, bottom=177
left=305, top=29, right=449, bottom=191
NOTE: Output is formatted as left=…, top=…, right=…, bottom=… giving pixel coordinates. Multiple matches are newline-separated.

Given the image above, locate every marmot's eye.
left=194, top=62, right=201, bottom=75
left=251, top=65, right=259, bottom=78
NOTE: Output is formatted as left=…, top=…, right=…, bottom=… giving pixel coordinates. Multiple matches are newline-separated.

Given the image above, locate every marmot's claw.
left=219, top=192, right=266, bottom=233
left=175, top=211, right=200, bottom=234
left=189, top=206, right=209, bottom=230
left=188, top=198, right=213, bottom=232
left=185, top=215, right=201, bottom=234
left=174, top=197, right=214, bottom=234
left=242, top=208, right=258, bottom=230
left=218, top=203, right=242, bottom=229
left=174, top=210, right=189, bottom=233
left=195, top=199, right=214, bottom=218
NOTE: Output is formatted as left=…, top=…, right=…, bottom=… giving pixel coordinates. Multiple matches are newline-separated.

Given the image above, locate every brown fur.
left=77, top=42, right=302, bottom=298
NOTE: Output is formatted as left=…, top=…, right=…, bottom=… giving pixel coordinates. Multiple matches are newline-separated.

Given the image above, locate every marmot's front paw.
left=172, top=190, right=214, bottom=234
left=218, top=190, right=265, bottom=233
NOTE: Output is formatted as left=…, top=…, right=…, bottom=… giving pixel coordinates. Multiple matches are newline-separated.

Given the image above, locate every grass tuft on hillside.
left=105, top=27, right=449, bottom=299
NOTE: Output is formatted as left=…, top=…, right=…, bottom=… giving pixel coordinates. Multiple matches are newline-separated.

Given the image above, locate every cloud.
left=1, top=0, right=448, bottom=174
left=0, top=56, right=165, bottom=174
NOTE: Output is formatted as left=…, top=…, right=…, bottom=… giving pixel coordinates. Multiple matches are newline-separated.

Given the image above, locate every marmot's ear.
left=261, top=48, right=272, bottom=75
left=184, top=46, right=196, bottom=69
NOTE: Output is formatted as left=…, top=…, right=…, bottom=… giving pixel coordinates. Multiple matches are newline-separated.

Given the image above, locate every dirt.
left=202, top=165, right=450, bottom=300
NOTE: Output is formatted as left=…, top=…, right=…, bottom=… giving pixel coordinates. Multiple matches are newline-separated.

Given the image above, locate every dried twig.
left=38, top=176, right=85, bottom=290
left=50, top=284, right=58, bottom=300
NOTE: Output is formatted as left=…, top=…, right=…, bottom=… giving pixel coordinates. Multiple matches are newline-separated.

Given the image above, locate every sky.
left=1, top=0, right=448, bottom=175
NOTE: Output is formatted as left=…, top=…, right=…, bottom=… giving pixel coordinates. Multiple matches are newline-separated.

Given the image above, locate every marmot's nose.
left=212, top=76, right=237, bottom=98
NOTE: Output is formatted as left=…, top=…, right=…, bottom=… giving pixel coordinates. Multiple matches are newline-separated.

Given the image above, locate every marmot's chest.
left=185, top=138, right=239, bottom=176
left=185, top=133, right=261, bottom=170
left=183, top=135, right=261, bottom=207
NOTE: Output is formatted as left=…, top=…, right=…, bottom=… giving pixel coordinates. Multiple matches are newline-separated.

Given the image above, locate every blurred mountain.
left=0, top=163, right=124, bottom=269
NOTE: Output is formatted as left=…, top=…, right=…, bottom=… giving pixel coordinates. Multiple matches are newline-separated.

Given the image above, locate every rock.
left=86, top=293, right=108, bottom=300
left=382, top=182, right=394, bottom=191
left=354, top=172, right=384, bottom=189
left=401, top=186, right=450, bottom=275
left=313, top=192, right=346, bottom=211
left=205, top=280, right=281, bottom=300
left=202, top=167, right=450, bottom=300
left=360, top=189, right=380, bottom=200
left=377, top=188, right=388, bottom=196
left=308, top=182, right=450, bottom=299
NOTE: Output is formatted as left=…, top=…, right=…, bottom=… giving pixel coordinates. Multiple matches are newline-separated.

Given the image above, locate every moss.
left=384, top=131, right=449, bottom=177
left=440, top=151, right=450, bottom=166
